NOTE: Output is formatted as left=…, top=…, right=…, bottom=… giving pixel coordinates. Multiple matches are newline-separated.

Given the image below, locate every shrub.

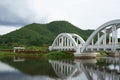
left=45, top=51, right=74, bottom=60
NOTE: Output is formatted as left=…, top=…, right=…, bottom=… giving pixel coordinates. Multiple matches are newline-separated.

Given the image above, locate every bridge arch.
left=81, top=19, right=120, bottom=52
left=49, top=60, right=82, bottom=79
left=49, top=33, right=85, bottom=51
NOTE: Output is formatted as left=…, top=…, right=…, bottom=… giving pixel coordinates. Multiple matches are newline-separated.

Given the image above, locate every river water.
left=0, top=56, right=120, bottom=80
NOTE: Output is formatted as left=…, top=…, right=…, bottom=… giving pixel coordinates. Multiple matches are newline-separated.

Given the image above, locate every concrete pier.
left=74, top=52, right=97, bottom=59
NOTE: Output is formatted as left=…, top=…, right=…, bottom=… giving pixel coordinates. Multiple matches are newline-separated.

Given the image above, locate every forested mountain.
left=0, top=21, right=94, bottom=48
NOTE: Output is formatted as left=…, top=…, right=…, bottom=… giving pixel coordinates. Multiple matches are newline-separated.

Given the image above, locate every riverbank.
left=96, top=51, right=120, bottom=57
left=0, top=51, right=74, bottom=60
left=0, top=46, right=116, bottom=60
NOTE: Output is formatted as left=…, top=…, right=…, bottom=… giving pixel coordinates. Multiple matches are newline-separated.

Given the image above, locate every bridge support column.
left=76, top=37, right=79, bottom=44
left=92, top=39, right=94, bottom=45
left=97, top=32, right=100, bottom=51
left=114, top=25, right=118, bottom=44
left=103, top=29, right=107, bottom=50
left=112, top=25, right=117, bottom=51
left=103, top=28, right=106, bottom=45
left=91, top=39, right=94, bottom=51
left=70, top=40, right=72, bottom=47
left=67, top=38, right=69, bottom=47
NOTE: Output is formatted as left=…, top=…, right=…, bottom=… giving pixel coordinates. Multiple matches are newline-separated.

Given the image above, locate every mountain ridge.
left=0, top=21, right=94, bottom=48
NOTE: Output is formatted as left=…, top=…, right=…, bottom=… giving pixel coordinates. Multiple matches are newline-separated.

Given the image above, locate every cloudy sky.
left=0, top=0, right=120, bottom=35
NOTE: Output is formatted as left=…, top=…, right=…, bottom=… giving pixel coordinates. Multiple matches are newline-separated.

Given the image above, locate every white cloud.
left=0, top=0, right=120, bottom=34
left=0, top=25, right=20, bottom=35
left=27, top=0, right=120, bottom=29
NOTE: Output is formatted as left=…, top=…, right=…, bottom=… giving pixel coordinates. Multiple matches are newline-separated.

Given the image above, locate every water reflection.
left=0, top=61, right=17, bottom=72
left=0, top=57, right=120, bottom=80
left=0, top=63, right=52, bottom=80
left=0, top=61, right=24, bottom=80
left=49, top=58, right=120, bottom=80
left=13, top=56, right=25, bottom=62
left=0, top=57, right=56, bottom=80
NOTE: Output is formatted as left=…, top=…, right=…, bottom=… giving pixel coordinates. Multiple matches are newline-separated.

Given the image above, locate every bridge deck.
left=86, top=44, right=120, bottom=51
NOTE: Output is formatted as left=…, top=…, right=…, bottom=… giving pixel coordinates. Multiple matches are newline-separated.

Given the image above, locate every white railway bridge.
left=49, top=19, right=120, bottom=57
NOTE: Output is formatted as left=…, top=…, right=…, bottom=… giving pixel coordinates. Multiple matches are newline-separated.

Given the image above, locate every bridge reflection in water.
left=49, top=58, right=120, bottom=80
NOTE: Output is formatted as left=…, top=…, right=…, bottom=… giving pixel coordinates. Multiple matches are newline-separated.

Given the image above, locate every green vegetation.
left=0, top=51, right=44, bottom=58
left=0, top=57, right=57, bottom=77
left=26, top=46, right=48, bottom=51
left=45, top=51, right=74, bottom=60
left=0, top=20, right=95, bottom=59
left=0, top=51, right=16, bottom=57
left=0, top=51, right=74, bottom=60
left=0, top=21, right=94, bottom=49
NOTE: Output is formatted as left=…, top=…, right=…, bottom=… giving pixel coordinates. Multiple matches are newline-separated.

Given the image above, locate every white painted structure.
left=13, top=47, right=25, bottom=52
left=13, top=56, right=25, bottom=62
left=81, top=19, right=120, bottom=52
left=49, top=33, right=85, bottom=53
left=49, top=19, right=120, bottom=55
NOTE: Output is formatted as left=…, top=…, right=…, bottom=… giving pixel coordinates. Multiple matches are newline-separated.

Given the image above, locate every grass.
left=0, top=50, right=74, bottom=60
left=0, top=51, right=16, bottom=56
left=45, top=51, right=74, bottom=60
left=26, top=46, right=48, bottom=51
left=0, top=51, right=45, bottom=59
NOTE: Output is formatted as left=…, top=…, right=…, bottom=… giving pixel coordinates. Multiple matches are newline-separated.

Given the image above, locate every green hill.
left=0, top=21, right=94, bottom=48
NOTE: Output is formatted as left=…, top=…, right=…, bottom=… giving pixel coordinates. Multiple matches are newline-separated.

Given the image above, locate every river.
left=0, top=56, right=120, bottom=80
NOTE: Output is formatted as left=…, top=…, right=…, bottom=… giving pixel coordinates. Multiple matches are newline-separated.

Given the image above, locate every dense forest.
left=0, top=21, right=94, bottom=49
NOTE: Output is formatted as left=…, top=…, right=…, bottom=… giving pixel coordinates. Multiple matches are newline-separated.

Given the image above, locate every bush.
left=45, top=51, right=74, bottom=60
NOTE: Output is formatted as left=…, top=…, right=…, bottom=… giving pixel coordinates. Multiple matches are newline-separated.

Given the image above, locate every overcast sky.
left=0, top=0, right=120, bottom=35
